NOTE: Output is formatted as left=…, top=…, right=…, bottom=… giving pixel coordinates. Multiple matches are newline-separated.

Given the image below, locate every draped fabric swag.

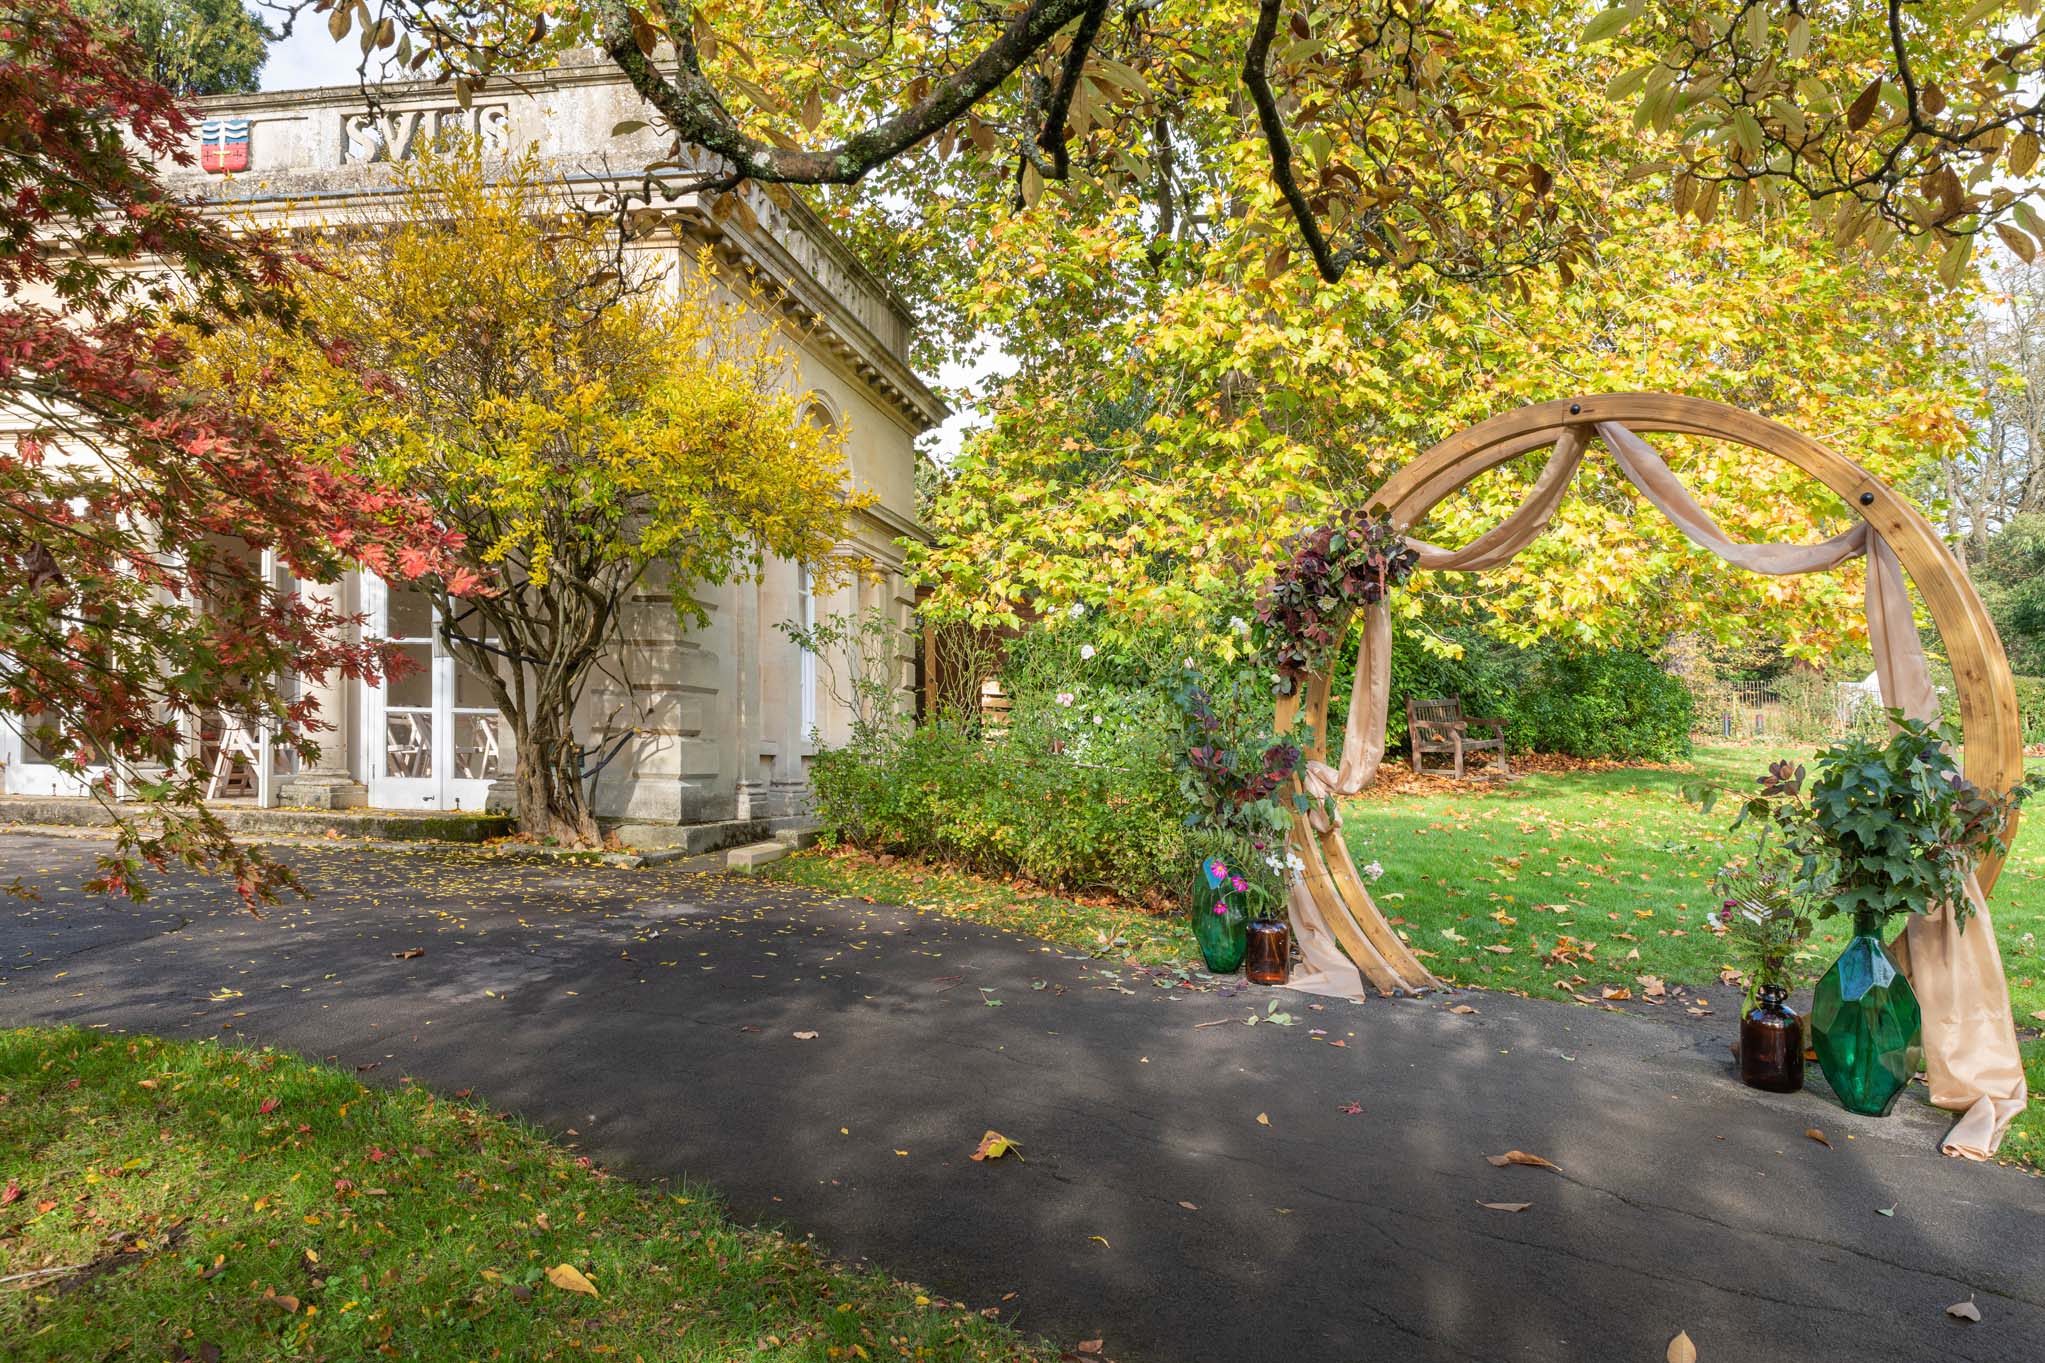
left=1280, top=420, right=2027, bottom=1159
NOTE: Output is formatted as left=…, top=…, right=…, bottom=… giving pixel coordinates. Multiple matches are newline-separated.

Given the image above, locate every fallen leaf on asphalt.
left=895, top=1149, right=909, bottom=1156
left=1667, top=1330, right=1697, bottom=1363
left=1449, top=1004, right=1478, bottom=1015
left=971, top=1130, right=1021, bottom=1161
left=1946, top=1298, right=1981, bottom=1322
left=389, top=948, right=424, bottom=960
left=1876, top=1204, right=1896, bottom=1217
left=1088, top=1235, right=1110, bottom=1247
left=1640, top=976, right=1667, bottom=999
left=792, top=1031, right=818, bottom=1040
left=1486, top=1150, right=1561, bottom=1172
left=1255, top=1112, right=1270, bottom=1126
left=1177, top=1201, right=1198, bottom=1211
left=1805, top=1128, right=1831, bottom=1148
left=545, top=1263, right=599, bottom=1297
left=1339, top=1102, right=1363, bottom=1115
left=1477, top=1201, right=1531, bottom=1212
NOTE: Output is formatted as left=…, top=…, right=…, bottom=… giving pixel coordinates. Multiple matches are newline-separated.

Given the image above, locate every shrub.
left=1369, top=623, right=1694, bottom=762
left=806, top=725, right=1186, bottom=905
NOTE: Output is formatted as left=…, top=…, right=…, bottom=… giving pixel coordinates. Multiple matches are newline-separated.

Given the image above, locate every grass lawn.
left=0, top=1028, right=1052, bottom=1362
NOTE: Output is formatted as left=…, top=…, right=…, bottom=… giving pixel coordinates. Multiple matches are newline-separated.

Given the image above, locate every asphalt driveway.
left=1, top=831, right=2040, bottom=1362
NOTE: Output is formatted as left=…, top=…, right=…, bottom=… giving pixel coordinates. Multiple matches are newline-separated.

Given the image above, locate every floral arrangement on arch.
left=1255, top=507, right=1418, bottom=695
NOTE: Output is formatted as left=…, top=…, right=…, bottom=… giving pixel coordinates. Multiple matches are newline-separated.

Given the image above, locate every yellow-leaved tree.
left=203, top=144, right=864, bottom=843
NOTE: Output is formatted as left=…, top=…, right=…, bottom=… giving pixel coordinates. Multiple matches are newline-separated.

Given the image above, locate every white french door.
left=360, top=579, right=511, bottom=811
left=0, top=714, right=95, bottom=797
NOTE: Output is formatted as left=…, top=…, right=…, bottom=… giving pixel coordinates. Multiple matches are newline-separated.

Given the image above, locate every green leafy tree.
left=79, top=0, right=268, bottom=95
left=1976, top=514, right=2045, bottom=676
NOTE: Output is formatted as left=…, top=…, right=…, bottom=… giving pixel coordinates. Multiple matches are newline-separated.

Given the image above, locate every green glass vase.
left=1189, top=859, right=1247, bottom=974
left=1810, top=913, right=1923, bottom=1117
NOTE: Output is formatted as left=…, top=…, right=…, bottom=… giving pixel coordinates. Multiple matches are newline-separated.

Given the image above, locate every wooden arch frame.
left=1276, top=392, right=2025, bottom=997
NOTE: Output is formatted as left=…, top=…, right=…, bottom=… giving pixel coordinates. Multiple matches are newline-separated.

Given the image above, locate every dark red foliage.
left=1255, top=508, right=1417, bottom=694
left=0, top=1, right=470, bottom=903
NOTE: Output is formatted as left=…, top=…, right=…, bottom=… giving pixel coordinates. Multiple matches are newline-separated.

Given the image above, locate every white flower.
left=1362, top=860, right=1385, bottom=880
left=1183, top=656, right=1196, bottom=669
left=1229, top=615, right=1250, bottom=635
left=1067, top=601, right=1086, bottom=619
left=1079, top=644, right=1096, bottom=660
left=1092, top=713, right=1103, bottom=725
left=1055, top=692, right=1074, bottom=707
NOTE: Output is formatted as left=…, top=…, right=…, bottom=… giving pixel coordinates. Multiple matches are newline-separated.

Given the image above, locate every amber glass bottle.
left=1244, top=919, right=1291, bottom=986
left=1740, top=983, right=1805, bottom=1094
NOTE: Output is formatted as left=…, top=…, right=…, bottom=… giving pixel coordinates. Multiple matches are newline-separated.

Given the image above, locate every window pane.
left=384, top=711, right=433, bottom=778
left=387, top=588, right=434, bottom=641
left=452, top=711, right=509, bottom=780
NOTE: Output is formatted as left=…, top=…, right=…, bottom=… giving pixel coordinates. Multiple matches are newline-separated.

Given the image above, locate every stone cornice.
left=170, top=56, right=948, bottom=433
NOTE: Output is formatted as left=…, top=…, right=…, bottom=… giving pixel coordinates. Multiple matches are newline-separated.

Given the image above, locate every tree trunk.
left=514, top=722, right=599, bottom=845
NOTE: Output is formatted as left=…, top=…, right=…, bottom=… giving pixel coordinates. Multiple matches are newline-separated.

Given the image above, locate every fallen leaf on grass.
left=971, top=1130, right=1021, bottom=1162
left=545, top=1263, right=599, bottom=1297
left=1946, top=1298, right=1981, bottom=1322
left=1667, top=1330, right=1697, bottom=1363
left=1485, top=1150, right=1561, bottom=1172
left=1805, top=1128, right=1831, bottom=1148
left=1477, top=1201, right=1531, bottom=1212
left=1483, top=944, right=1515, bottom=954
left=1600, top=986, right=1631, bottom=1001
left=0, top=1181, right=19, bottom=1206
left=2030, top=1010, right=2045, bottom=1023
left=258, top=1097, right=279, bottom=1115
left=261, top=1288, right=300, bottom=1314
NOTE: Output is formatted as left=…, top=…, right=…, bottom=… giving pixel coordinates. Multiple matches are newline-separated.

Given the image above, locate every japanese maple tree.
left=0, top=0, right=468, bottom=902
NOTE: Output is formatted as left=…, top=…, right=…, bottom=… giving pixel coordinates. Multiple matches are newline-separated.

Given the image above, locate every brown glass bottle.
left=1740, top=983, right=1805, bottom=1093
left=1244, top=919, right=1291, bottom=986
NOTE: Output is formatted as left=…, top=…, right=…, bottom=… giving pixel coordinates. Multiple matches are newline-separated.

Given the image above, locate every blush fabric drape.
left=1289, top=420, right=2026, bottom=1157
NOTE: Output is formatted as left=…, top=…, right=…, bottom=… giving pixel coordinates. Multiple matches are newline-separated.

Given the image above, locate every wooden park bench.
left=1406, top=695, right=1510, bottom=779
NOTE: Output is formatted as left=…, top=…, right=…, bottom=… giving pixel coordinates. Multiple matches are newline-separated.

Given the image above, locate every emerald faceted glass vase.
left=1189, top=861, right=1247, bottom=974
left=1810, top=914, right=1922, bottom=1117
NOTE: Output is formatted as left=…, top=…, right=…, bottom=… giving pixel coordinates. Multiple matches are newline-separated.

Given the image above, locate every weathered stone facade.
left=0, top=55, right=942, bottom=827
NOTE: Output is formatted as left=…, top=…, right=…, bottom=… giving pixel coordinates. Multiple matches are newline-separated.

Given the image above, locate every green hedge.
left=806, top=724, right=1186, bottom=905
left=2019, top=675, right=2045, bottom=747
left=1371, top=624, right=1695, bottom=763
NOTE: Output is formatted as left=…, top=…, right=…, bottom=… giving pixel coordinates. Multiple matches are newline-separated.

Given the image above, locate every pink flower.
left=1231, top=875, right=1248, bottom=892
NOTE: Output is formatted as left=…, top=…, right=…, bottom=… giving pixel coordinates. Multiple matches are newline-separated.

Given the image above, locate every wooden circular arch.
left=1278, top=393, right=2024, bottom=995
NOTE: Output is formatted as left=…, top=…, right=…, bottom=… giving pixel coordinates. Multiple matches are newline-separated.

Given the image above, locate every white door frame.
left=360, top=578, right=504, bottom=811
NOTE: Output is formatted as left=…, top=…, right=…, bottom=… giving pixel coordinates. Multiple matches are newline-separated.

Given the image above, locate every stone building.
left=0, top=56, right=943, bottom=833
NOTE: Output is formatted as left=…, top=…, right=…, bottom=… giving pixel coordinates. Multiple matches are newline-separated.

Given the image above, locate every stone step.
left=0, top=795, right=513, bottom=843
left=722, top=840, right=789, bottom=873
left=608, top=818, right=769, bottom=856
